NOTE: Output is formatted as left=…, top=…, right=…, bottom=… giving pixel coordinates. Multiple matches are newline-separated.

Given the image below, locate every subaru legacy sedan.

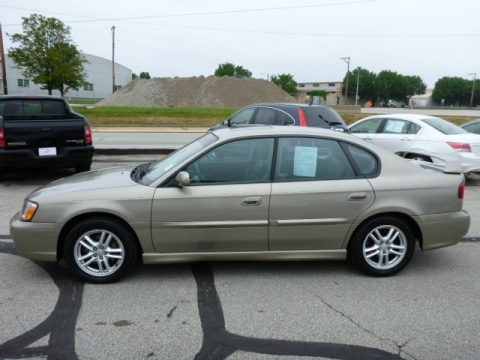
left=11, top=126, right=469, bottom=283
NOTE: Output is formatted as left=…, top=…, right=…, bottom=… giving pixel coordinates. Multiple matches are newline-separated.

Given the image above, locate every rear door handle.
left=242, top=197, right=262, bottom=206
left=348, top=192, right=367, bottom=201
left=363, top=137, right=373, bottom=141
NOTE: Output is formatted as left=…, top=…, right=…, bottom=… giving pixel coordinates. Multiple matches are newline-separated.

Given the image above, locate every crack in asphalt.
left=309, top=290, right=402, bottom=351
left=191, top=262, right=402, bottom=360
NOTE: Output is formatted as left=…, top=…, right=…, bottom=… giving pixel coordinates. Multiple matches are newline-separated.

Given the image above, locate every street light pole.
left=355, top=68, right=360, bottom=106
left=468, top=73, right=477, bottom=108
left=111, top=25, right=116, bottom=94
left=341, top=57, right=350, bottom=105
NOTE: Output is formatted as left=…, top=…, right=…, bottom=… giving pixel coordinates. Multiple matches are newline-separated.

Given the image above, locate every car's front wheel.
left=349, top=216, right=415, bottom=276
left=63, top=218, right=138, bottom=283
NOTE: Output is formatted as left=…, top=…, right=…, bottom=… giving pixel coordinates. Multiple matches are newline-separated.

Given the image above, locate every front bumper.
left=0, top=145, right=94, bottom=169
left=416, top=210, right=470, bottom=250
left=10, top=212, right=61, bottom=262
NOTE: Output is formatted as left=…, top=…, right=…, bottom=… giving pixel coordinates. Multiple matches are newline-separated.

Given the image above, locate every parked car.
left=11, top=126, right=469, bottom=283
left=214, top=103, right=349, bottom=132
left=461, top=119, right=480, bottom=134
left=349, top=114, right=480, bottom=174
left=0, top=95, right=94, bottom=181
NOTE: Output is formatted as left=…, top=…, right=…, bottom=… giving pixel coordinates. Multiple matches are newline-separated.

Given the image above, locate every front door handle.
left=348, top=192, right=367, bottom=201
left=363, top=137, right=373, bottom=141
left=242, top=197, right=262, bottom=206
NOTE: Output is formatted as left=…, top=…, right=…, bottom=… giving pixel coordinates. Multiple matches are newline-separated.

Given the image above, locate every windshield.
left=422, top=117, right=466, bottom=135
left=139, top=132, right=218, bottom=185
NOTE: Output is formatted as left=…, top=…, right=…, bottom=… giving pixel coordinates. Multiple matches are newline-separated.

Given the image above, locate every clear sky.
left=1, top=0, right=478, bottom=87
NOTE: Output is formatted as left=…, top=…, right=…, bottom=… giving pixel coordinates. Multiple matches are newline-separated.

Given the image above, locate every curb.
left=94, top=148, right=175, bottom=155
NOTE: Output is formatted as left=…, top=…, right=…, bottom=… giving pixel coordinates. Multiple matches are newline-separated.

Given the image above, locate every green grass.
left=78, top=106, right=236, bottom=118
left=72, top=105, right=476, bottom=127
left=76, top=106, right=236, bottom=127
left=68, top=99, right=102, bottom=105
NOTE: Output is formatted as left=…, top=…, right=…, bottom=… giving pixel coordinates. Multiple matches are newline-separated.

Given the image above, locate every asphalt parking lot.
left=0, top=155, right=479, bottom=360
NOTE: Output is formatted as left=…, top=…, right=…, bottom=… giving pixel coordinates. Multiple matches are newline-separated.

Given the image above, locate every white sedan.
left=349, top=114, right=480, bottom=174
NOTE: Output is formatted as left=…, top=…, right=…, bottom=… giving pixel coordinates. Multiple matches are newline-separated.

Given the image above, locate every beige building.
left=296, top=81, right=344, bottom=105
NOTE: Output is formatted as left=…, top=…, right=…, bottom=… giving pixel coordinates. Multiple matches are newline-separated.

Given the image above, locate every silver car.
left=349, top=114, right=480, bottom=174
left=11, top=126, right=470, bottom=283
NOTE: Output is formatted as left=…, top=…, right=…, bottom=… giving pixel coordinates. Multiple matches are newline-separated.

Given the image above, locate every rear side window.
left=0, top=99, right=67, bottom=119
left=252, top=108, right=277, bottom=125
left=252, top=107, right=294, bottom=126
left=302, top=107, right=345, bottom=127
left=344, top=143, right=379, bottom=177
left=274, top=137, right=355, bottom=181
left=382, top=119, right=412, bottom=134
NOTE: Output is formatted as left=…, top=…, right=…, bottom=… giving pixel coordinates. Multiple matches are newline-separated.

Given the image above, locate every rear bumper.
left=0, top=145, right=93, bottom=169
left=416, top=210, right=470, bottom=250
left=10, top=212, right=61, bottom=262
left=458, top=152, right=480, bottom=173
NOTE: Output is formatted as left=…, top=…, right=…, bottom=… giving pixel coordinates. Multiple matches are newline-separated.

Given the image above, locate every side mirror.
left=223, top=119, right=231, bottom=126
left=176, top=171, right=191, bottom=187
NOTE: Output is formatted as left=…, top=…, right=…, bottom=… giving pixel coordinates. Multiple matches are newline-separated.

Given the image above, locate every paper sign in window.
left=293, top=146, right=317, bottom=177
left=384, top=120, right=405, bottom=133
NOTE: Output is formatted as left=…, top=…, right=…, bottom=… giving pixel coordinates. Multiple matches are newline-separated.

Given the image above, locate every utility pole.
left=111, top=25, right=116, bottom=94
left=468, top=73, right=476, bottom=108
left=340, top=57, right=350, bottom=105
left=0, top=23, right=8, bottom=95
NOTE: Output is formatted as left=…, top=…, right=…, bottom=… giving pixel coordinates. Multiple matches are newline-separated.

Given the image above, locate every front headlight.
left=21, top=200, right=38, bottom=222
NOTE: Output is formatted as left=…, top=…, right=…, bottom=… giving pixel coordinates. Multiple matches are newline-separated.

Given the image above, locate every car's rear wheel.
left=405, top=154, right=431, bottom=162
left=63, top=218, right=137, bottom=283
left=349, top=216, right=415, bottom=276
left=75, top=163, right=91, bottom=173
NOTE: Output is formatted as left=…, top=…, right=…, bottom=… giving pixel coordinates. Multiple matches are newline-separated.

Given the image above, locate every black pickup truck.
left=0, top=95, right=94, bottom=181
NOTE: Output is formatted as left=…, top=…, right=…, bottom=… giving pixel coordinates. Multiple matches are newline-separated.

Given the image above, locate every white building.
left=0, top=53, right=132, bottom=99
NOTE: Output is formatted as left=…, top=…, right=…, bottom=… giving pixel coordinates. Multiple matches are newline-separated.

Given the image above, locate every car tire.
left=0, top=169, right=4, bottom=182
left=405, top=154, right=431, bottom=162
left=349, top=216, right=415, bottom=277
left=75, top=163, right=91, bottom=173
left=63, top=218, right=138, bottom=283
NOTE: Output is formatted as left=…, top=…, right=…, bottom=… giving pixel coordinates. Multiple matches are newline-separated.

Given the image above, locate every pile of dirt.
left=97, top=75, right=296, bottom=108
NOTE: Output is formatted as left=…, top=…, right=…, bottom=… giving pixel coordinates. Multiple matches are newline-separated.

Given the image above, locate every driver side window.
left=229, top=108, right=256, bottom=125
left=186, top=138, right=274, bottom=184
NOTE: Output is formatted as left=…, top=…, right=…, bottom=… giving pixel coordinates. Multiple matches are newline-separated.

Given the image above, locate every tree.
left=375, top=70, right=408, bottom=102
left=344, top=67, right=377, bottom=103
left=214, top=62, right=252, bottom=78
left=432, top=77, right=471, bottom=106
left=404, top=75, right=426, bottom=96
left=132, top=73, right=138, bottom=80
left=8, top=14, right=86, bottom=96
left=270, top=73, right=297, bottom=97
left=139, top=71, right=151, bottom=79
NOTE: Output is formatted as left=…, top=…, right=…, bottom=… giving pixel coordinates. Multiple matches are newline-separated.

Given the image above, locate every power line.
left=1, top=0, right=374, bottom=26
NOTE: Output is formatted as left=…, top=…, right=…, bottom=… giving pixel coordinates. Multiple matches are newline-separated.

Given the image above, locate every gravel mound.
left=97, top=75, right=296, bottom=108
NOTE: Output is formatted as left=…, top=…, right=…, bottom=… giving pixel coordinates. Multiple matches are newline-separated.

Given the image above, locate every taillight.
left=458, top=180, right=465, bottom=199
left=0, top=128, right=4, bottom=148
left=298, top=108, right=307, bottom=127
left=84, top=125, right=92, bottom=144
left=447, top=142, right=471, bottom=152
